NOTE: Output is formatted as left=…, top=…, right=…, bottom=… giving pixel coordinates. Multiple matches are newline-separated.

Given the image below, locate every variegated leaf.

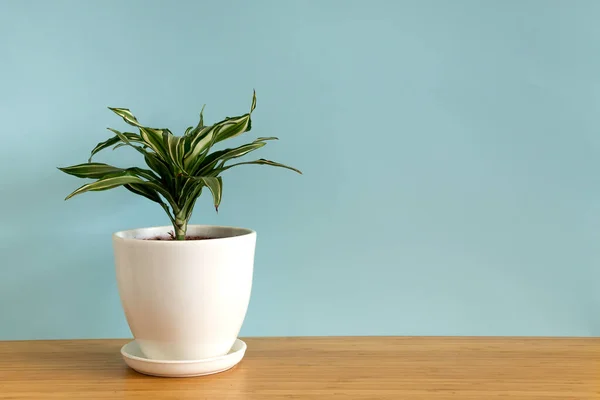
left=108, top=107, right=143, bottom=127
left=183, top=125, right=215, bottom=169
left=106, top=128, right=150, bottom=158
left=124, top=183, right=163, bottom=204
left=139, top=126, right=171, bottom=161
left=178, top=179, right=204, bottom=217
left=213, top=115, right=252, bottom=143
left=60, top=163, right=159, bottom=182
left=186, top=105, right=206, bottom=137
left=219, top=158, right=302, bottom=175
left=183, top=117, right=251, bottom=172
left=112, top=142, right=129, bottom=151
left=162, top=131, right=186, bottom=171
left=65, top=170, right=177, bottom=208
left=144, top=153, right=173, bottom=182
left=88, top=132, right=142, bottom=162
left=126, top=167, right=160, bottom=181
left=184, top=93, right=256, bottom=170
left=196, top=142, right=266, bottom=176
left=64, top=173, right=148, bottom=200
left=192, top=176, right=222, bottom=211
left=124, top=183, right=176, bottom=225
left=58, top=163, right=124, bottom=179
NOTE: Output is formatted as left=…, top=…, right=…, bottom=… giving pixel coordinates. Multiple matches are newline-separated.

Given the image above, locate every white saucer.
left=120, top=339, right=247, bottom=377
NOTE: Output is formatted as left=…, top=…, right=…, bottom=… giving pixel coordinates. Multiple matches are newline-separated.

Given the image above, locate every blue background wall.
left=1, top=0, right=600, bottom=339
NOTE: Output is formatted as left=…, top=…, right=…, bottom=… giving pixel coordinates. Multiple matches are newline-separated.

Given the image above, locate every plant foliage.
left=59, top=92, right=301, bottom=240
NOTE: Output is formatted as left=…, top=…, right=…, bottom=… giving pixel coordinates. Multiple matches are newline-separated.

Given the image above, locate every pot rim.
left=113, top=224, right=256, bottom=244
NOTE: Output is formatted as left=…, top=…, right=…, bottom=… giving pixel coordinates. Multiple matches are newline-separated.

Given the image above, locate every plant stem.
left=174, top=214, right=188, bottom=240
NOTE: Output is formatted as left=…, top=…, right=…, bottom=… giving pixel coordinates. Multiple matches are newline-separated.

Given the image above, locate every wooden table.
left=0, top=337, right=598, bottom=399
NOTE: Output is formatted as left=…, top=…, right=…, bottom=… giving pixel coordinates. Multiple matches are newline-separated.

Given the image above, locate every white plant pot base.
left=121, top=338, right=247, bottom=377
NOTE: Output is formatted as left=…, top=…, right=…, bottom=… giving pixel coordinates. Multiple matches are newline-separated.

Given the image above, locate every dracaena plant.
left=59, top=92, right=301, bottom=240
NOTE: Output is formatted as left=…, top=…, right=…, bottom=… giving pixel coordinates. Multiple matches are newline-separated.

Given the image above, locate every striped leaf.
left=183, top=116, right=251, bottom=172
left=127, top=167, right=160, bottom=181
left=200, top=176, right=222, bottom=211
left=106, top=128, right=150, bottom=158
left=186, top=176, right=222, bottom=211
left=219, top=158, right=302, bottom=175
left=64, top=173, right=148, bottom=200
left=179, top=179, right=204, bottom=217
left=108, top=107, right=143, bottom=127
left=60, top=163, right=160, bottom=183
left=124, top=183, right=176, bottom=225
left=183, top=126, right=215, bottom=169
left=124, top=183, right=163, bottom=204
left=144, top=153, right=173, bottom=182
left=186, top=105, right=206, bottom=137
left=196, top=142, right=266, bottom=176
left=112, top=142, right=128, bottom=151
left=250, top=90, right=256, bottom=112
left=65, top=170, right=177, bottom=208
left=59, top=163, right=124, bottom=179
left=208, top=92, right=256, bottom=147
left=183, top=93, right=256, bottom=170
left=162, top=131, right=186, bottom=171
left=213, top=114, right=252, bottom=144
left=88, top=132, right=142, bottom=162
left=89, top=136, right=119, bottom=162
left=255, top=137, right=278, bottom=142
left=139, top=127, right=168, bottom=158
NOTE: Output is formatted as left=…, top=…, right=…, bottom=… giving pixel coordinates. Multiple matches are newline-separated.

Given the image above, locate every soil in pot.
left=144, top=235, right=213, bottom=241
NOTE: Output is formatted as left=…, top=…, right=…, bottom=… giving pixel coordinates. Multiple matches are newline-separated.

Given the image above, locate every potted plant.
left=59, top=92, right=300, bottom=362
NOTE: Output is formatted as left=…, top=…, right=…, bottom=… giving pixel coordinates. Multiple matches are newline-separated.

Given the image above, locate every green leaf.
left=183, top=92, right=256, bottom=170
left=178, top=178, right=203, bottom=218
left=213, top=114, right=252, bottom=144
left=124, top=183, right=162, bottom=203
left=199, top=104, right=206, bottom=128
left=59, top=163, right=124, bottom=179
left=219, top=158, right=302, bottom=175
left=255, top=137, right=278, bottom=142
left=162, top=131, right=186, bottom=171
left=144, top=153, right=173, bottom=182
left=89, top=136, right=119, bottom=162
left=127, top=167, right=160, bottom=181
left=112, top=142, right=129, bottom=151
left=107, top=128, right=149, bottom=158
left=64, top=170, right=177, bottom=210
left=186, top=104, right=206, bottom=137
left=183, top=116, right=252, bottom=172
left=196, top=142, right=266, bottom=176
left=183, top=125, right=215, bottom=169
left=108, top=107, right=143, bottom=128
left=59, top=162, right=159, bottom=181
left=139, top=126, right=170, bottom=160
left=64, top=173, right=148, bottom=200
left=124, top=183, right=176, bottom=226
left=250, top=90, right=256, bottom=113
left=88, top=132, right=142, bottom=162
left=205, top=91, right=256, bottom=150
left=193, top=176, right=222, bottom=211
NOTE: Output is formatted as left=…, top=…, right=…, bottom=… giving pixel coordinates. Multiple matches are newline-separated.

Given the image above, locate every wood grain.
left=0, top=337, right=598, bottom=399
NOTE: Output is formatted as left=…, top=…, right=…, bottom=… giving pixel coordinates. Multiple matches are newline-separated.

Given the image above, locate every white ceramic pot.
left=113, top=225, right=256, bottom=361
